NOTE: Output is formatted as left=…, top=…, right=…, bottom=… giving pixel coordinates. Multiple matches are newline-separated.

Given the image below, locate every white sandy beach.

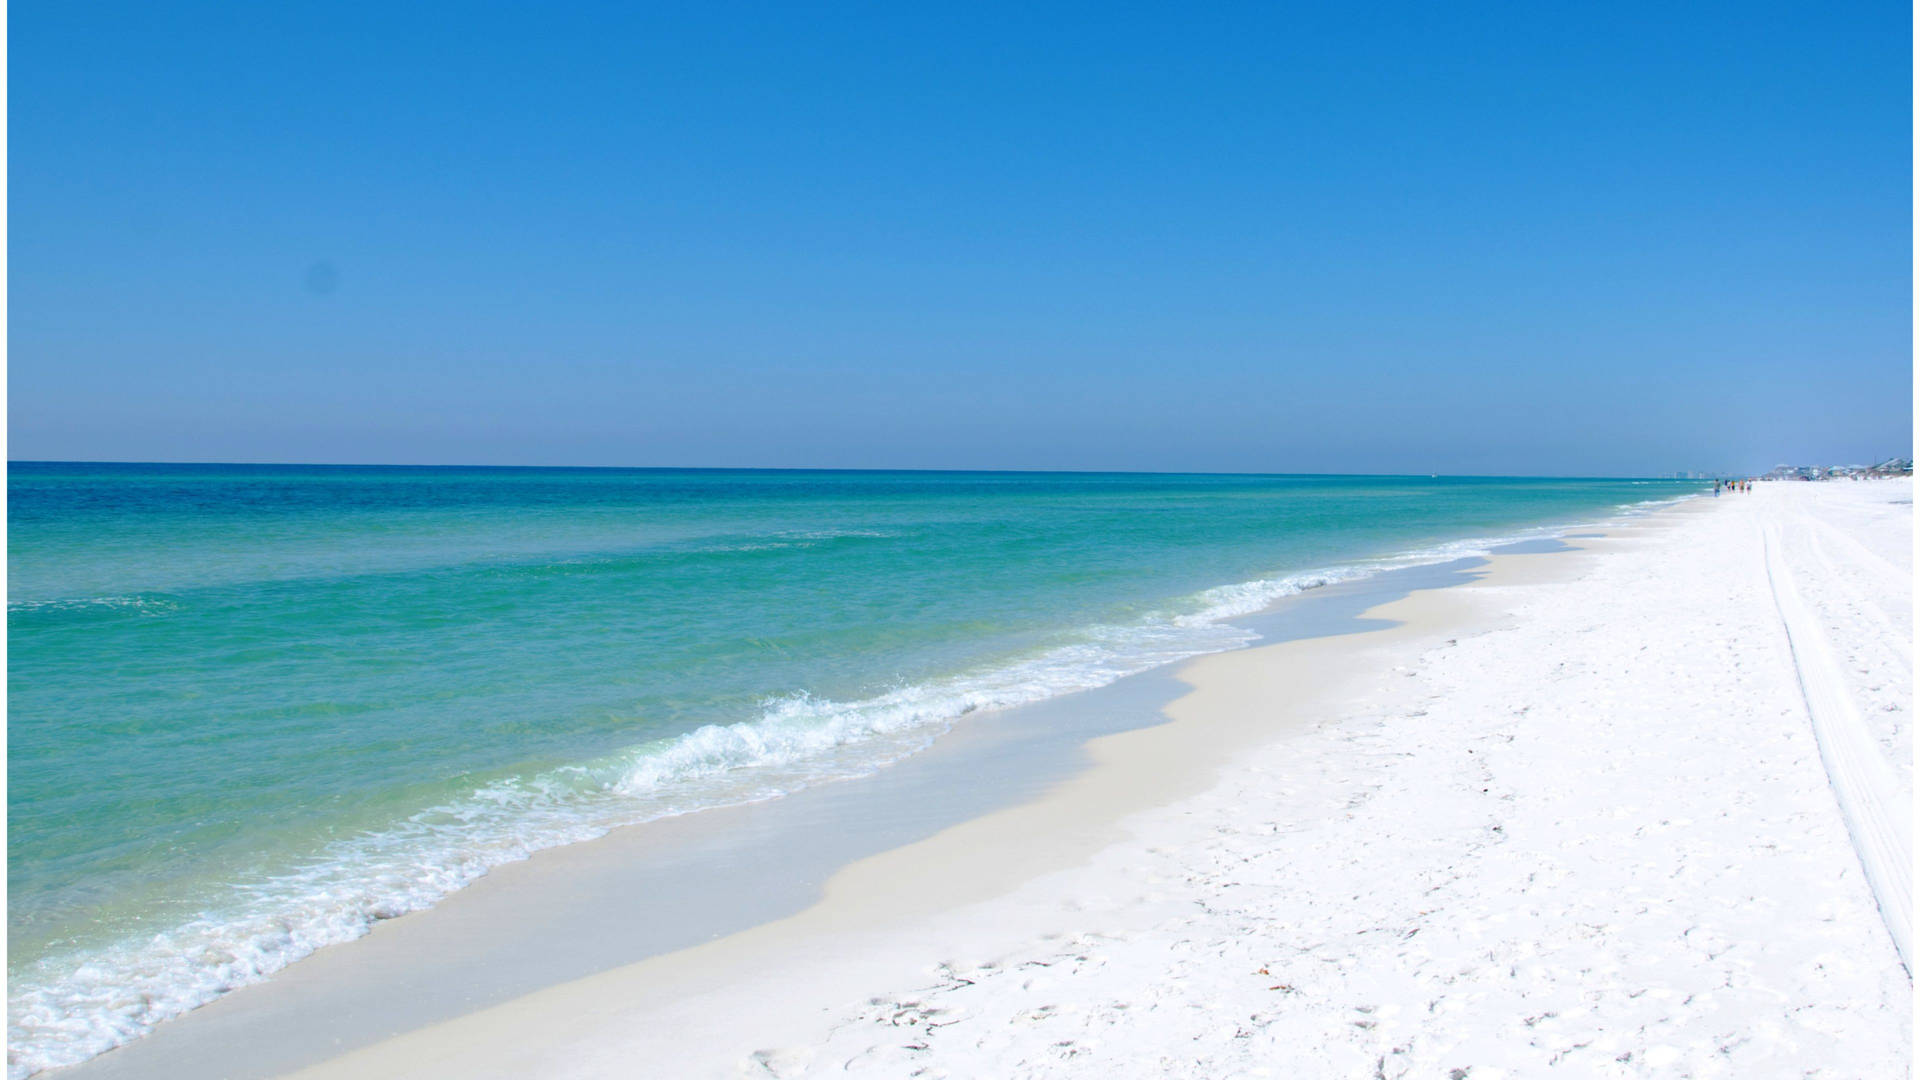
left=248, top=479, right=1913, bottom=1080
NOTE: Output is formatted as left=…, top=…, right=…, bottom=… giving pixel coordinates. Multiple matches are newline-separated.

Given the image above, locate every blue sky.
left=10, top=1, right=1911, bottom=474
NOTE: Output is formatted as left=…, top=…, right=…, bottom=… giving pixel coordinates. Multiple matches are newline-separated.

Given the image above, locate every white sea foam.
left=6, top=595, right=178, bottom=616
left=4, top=496, right=1696, bottom=1078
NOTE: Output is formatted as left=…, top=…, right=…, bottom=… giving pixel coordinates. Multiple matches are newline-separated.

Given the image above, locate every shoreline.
left=265, top=529, right=1637, bottom=1079
left=12, top=486, right=1702, bottom=1080
left=51, top=521, right=1643, bottom=1080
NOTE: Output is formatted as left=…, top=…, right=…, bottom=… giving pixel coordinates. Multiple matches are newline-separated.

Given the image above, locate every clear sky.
left=10, top=1, right=1912, bottom=475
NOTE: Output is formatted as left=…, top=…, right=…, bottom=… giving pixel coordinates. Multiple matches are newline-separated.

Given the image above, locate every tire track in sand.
left=1762, top=523, right=1912, bottom=976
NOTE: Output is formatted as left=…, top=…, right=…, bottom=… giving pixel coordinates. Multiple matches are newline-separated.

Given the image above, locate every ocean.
left=5, top=464, right=1700, bottom=1075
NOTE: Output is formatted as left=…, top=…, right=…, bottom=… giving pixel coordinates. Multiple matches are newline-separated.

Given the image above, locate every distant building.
left=1758, top=459, right=1910, bottom=481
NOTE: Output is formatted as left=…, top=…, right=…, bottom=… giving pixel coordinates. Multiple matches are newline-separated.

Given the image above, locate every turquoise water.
left=7, top=465, right=1699, bottom=1073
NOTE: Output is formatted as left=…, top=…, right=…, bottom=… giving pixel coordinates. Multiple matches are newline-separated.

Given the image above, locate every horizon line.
left=6, top=458, right=1713, bottom=481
